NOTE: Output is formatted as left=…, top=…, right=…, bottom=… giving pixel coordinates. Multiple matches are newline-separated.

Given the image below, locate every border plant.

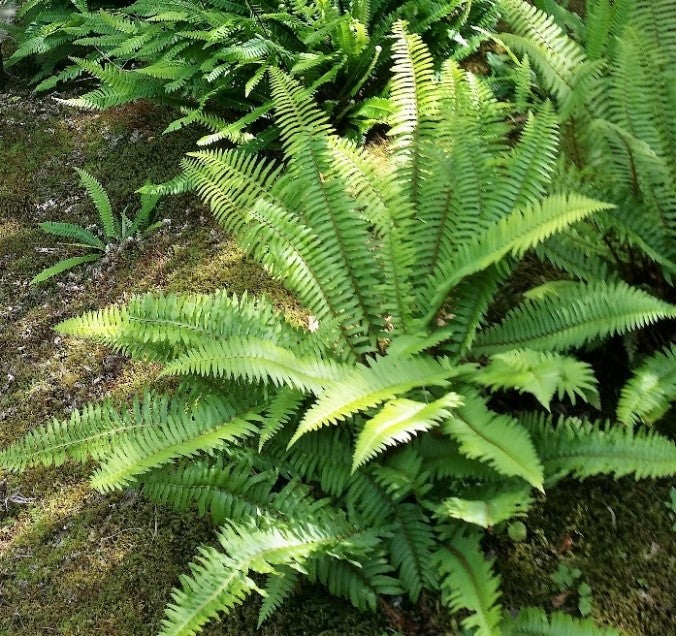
left=3, top=24, right=676, bottom=636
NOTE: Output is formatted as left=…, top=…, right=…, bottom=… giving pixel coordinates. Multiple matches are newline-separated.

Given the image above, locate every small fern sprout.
left=31, top=168, right=162, bottom=284
left=4, top=26, right=676, bottom=636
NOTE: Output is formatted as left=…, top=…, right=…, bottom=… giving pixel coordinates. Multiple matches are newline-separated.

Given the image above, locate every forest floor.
left=0, top=85, right=674, bottom=636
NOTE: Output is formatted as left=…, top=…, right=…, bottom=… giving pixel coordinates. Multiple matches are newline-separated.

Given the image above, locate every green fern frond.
left=258, top=388, right=305, bottom=450
left=617, top=343, right=676, bottom=426
left=38, top=221, right=105, bottom=250
left=56, top=291, right=305, bottom=361
left=474, top=281, right=676, bottom=355
left=352, top=393, right=461, bottom=471
left=417, top=435, right=503, bottom=482
left=290, top=355, right=457, bottom=445
left=139, top=459, right=276, bottom=524
left=388, top=20, right=438, bottom=207
left=443, top=392, right=544, bottom=489
left=305, top=553, right=403, bottom=611
left=423, top=194, right=614, bottom=322
left=160, top=513, right=377, bottom=636
left=498, top=0, right=590, bottom=111
left=31, top=253, right=100, bottom=285
left=162, top=338, right=348, bottom=394
left=389, top=502, right=436, bottom=602
left=474, top=349, right=599, bottom=409
left=75, top=167, right=118, bottom=240
left=0, top=394, right=165, bottom=471
left=438, top=531, right=502, bottom=636
left=437, top=484, right=534, bottom=528
left=90, top=398, right=258, bottom=492
left=522, top=412, right=676, bottom=483
left=489, top=103, right=560, bottom=218
left=257, top=567, right=299, bottom=627
left=502, top=606, right=621, bottom=635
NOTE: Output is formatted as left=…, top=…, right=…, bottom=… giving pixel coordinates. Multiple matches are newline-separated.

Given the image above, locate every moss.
left=496, top=478, right=675, bottom=635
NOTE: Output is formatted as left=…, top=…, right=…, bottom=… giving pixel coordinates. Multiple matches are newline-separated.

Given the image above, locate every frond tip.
left=438, top=531, right=502, bottom=636
left=352, top=393, right=461, bottom=471
left=617, top=343, right=676, bottom=426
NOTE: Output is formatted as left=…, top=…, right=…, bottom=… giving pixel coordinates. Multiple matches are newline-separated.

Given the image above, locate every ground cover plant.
left=2, top=23, right=675, bottom=636
left=5, top=0, right=498, bottom=140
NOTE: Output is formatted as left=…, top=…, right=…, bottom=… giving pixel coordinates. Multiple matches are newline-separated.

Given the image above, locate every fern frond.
left=389, top=502, right=436, bottom=602
left=75, top=167, right=118, bottom=240
left=617, top=343, right=676, bottom=426
left=139, top=459, right=276, bottom=524
left=388, top=20, right=438, bottom=208
left=162, top=338, right=348, bottom=394
left=423, top=194, right=614, bottom=322
left=498, top=0, right=591, bottom=112
left=437, top=484, right=534, bottom=529
left=0, top=394, right=165, bottom=471
left=474, top=281, right=676, bottom=355
left=474, top=349, right=599, bottom=409
left=90, top=398, right=258, bottom=492
left=352, top=393, right=461, bottom=471
left=268, top=67, right=381, bottom=347
left=502, top=606, right=621, bottom=635
left=56, top=291, right=305, bottom=361
left=305, top=553, right=403, bottom=611
left=31, top=253, right=100, bottom=285
left=438, top=531, right=502, bottom=636
left=38, top=221, right=105, bottom=250
left=522, top=413, right=676, bottom=483
left=290, top=355, right=457, bottom=445
left=258, top=388, right=305, bottom=450
left=257, top=567, right=299, bottom=627
left=442, top=392, right=544, bottom=489
left=161, top=513, right=377, bottom=636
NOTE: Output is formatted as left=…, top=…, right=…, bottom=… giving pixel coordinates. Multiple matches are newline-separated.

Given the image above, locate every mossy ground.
left=0, top=82, right=674, bottom=635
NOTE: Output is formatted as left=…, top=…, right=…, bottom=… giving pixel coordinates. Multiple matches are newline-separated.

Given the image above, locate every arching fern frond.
left=423, top=194, right=614, bottom=322
left=474, top=349, right=599, bottom=409
left=352, top=393, right=461, bottom=471
left=290, top=354, right=457, bottom=445
left=57, top=291, right=305, bottom=361
left=160, top=512, right=378, bottom=636
left=442, top=393, right=544, bottom=489
left=139, top=459, right=276, bottom=525
left=162, top=338, right=348, bottom=394
left=90, top=398, right=258, bottom=492
left=522, top=413, right=676, bottom=483
left=474, top=281, right=676, bottom=355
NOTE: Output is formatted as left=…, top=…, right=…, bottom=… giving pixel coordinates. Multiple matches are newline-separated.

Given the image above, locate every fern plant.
left=4, top=27, right=676, bottom=635
left=495, top=0, right=676, bottom=284
left=32, top=167, right=161, bottom=284
left=8, top=0, right=498, bottom=139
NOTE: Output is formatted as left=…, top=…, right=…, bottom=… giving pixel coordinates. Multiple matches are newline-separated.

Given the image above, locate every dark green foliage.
left=8, top=0, right=498, bottom=138
left=497, top=0, right=676, bottom=283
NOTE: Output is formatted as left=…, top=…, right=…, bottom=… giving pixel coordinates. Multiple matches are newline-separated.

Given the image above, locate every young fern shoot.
left=32, top=168, right=162, bottom=284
